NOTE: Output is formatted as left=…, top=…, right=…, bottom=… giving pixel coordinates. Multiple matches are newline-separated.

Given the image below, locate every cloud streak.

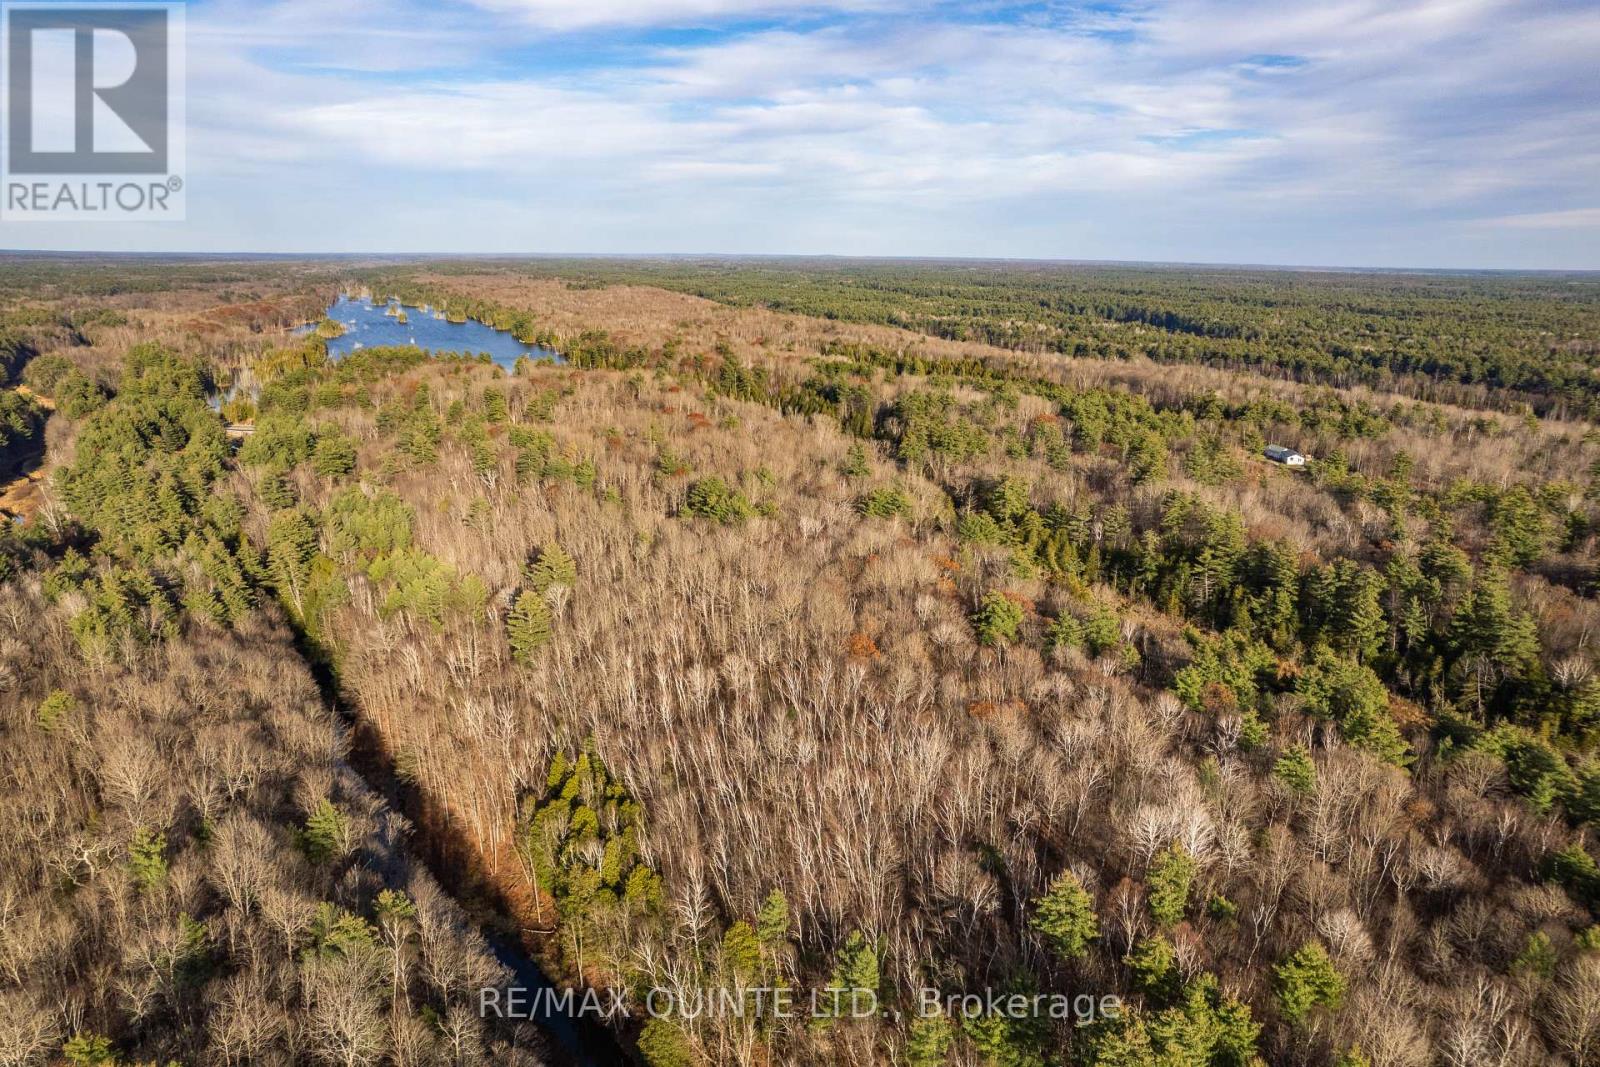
left=466, top=0, right=905, bottom=31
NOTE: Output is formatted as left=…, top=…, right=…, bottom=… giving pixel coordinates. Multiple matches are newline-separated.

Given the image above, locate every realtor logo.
left=1, top=1, right=185, bottom=220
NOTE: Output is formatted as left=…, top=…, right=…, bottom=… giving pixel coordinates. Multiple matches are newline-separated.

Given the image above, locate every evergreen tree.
left=62, top=1035, right=117, bottom=1066
left=35, top=689, right=75, bottom=732
left=128, top=827, right=167, bottom=890
left=1030, top=870, right=1099, bottom=960
left=1487, top=485, right=1551, bottom=568
left=1419, top=532, right=1473, bottom=613
left=299, top=798, right=348, bottom=863
left=756, top=889, right=790, bottom=948
left=311, top=432, right=357, bottom=477
left=1130, top=432, right=1168, bottom=485
left=829, top=930, right=880, bottom=997
left=1298, top=647, right=1411, bottom=766
left=905, top=1014, right=955, bottom=1067
left=1248, top=540, right=1302, bottom=650
left=1308, top=560, right=1386, bottom=663
left=962, top=978, right=1054, bottom=1067
left=1450, top=567, right=1541, bottom=716
left=637, top=1018, right=696, bottom=1067
left=859, top=485, right=914, bottom=519
left=684, top=477, right=755, bottom=524
left=304, top=902, right=377, bottom=960
left=266, top=508, right=319, bottom=614
left=1045, top=612, right=1087, bottom=655
left=526, top=542, right=577, bottom=593
left=1273, top=941, right=1345, bottom=1024
left=721, top=920, right=763, bottom=984
left=1126, top=934, right=1181, bottom=1002
left=1511, top=931, right=1557, bottom=978
left=983, top=475, right=1032, bottom=525
left=1148, top=844, right=1197, bottom=926
left=481, top=386, right=509, bottom=423
left=1272, top=745, right=1318, bottom=796
left=972, top=591, right=1025, bottom=647
left=1188, top=509, right=1248, bottom=626
left=508, top=591, right=553, bottom=663
left=839, top=442, right=870, bottom=478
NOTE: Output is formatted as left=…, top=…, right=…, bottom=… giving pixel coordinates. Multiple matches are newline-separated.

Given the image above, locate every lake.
left=310, top=294, right=562, bottom=369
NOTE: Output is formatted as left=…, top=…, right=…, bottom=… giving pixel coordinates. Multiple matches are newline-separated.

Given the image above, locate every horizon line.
left=0, top=249, right=1597, bottom=276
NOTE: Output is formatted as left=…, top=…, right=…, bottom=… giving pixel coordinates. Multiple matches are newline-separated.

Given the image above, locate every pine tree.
left=1309, top=560, right=1386, bottom=663
left=299, top=798, right=348, bottom=863
left=1045, top=612, right=1086, bottom=655
left=311, top=432, right=357, bottom=477
left=1249, top=539, right=1302, bottom=650
left=1446, top=567, right=1541, bottom=720
left=266, top=508, right=319, bottom=615
left=1488, top=485, right=1551, bottom=568
left=62, top=1035, right=116, bottom=1066
left=1030, top=870, right=1098, bottom=960
left=1084, top=608, right=1124, bottom=658
left=637, top=1018, right=696, bottom=1067
left=1512, top=931, right=1557, bottom=978
left=481, top=387, right=509, bottom=424
left=1298, top=647, right=1410, bottom=765
left=972, top=591, right=1025, bottom=647
left=508, top=591, right=553, bottom=664
left=840, top=442, right=870, bottom=478
left=1147, top=844, right=1196, bottom=926
left=1274, top=940, right=1345, bottom=1024
left=684, top=477, right=754, bottom=524
left=1126, top=934, right=1180, bottom=1002
left=304, top=902, right=377, bottom=960
left=1272, top=745, right=1318, bottom=795
left=1188, top=509, right=1247, bottom=626
left=1130, top=432, right=1169, bottom=485
left=983, top=475, right=1032, bottom=525
left=35, top=689, right=75, bottom=732
left=960, top=977, right=1054, bottom=1066
left=128, top=827, right=167, bottom=890
left=905, top=1015, right=955, bottom=1067
left=721, top=920, right=763, bottom=984
left=375, top=887, right=417, bottom=932
left=1420, top=532, right=1473, bottom=611
left=525, top=542, right=577, bottom=593
left=830, top=931, right=880, bottom=996
left=756, top=889, right=790, bottom=948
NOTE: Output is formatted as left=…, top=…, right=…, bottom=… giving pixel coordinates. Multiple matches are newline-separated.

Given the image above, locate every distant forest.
left=449, top=259, right=1600, bottom=419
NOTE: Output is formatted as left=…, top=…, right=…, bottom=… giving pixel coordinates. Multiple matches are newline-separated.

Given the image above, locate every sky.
left=1, top=0, right=1597, bottom=267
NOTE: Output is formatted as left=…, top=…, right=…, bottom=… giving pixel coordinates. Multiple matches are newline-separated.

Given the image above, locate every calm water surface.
left=309, top=295, right=561, bottom=370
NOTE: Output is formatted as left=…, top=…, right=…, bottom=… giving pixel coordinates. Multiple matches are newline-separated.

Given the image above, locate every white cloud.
left=464, top=0, right=902, bottom=31
left=9, top=0, right=1597, bottom=266
left=1474, top=207, right=1600, bottom=230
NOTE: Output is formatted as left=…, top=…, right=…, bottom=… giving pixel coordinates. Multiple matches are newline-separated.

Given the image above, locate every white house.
left=1264, top=444, right=1306, bottom=467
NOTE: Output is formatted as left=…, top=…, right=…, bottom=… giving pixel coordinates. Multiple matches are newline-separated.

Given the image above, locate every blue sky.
left=4, top=0, right=1598, bottom=267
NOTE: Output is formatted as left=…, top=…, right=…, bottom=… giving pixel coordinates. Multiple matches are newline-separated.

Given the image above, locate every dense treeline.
left=434, top=259, right=1600, bottom=419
